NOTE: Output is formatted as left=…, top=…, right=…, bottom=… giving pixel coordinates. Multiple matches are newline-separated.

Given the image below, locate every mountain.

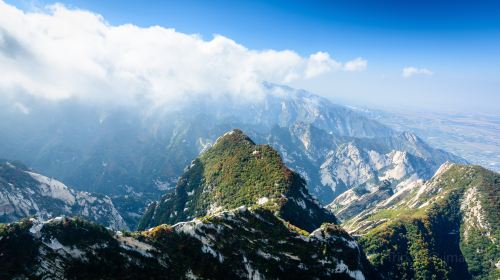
left=0, top=210, right=378, bottom=279
left=0, top=131, right=378, bottom=279
left=358, top=108, right=500, bottom=172
left=339, top=164, right=499, bottom=280
left=0, top=160, right=127, bottom=230
left=0, top=84, right=464, bottom=228
left=138, top=129, right=337, bottom=232
left=263, top=124, right=452, bottom=202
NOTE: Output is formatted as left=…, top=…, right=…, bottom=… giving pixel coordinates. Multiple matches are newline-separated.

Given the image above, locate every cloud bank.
left=0, top=1, right=366, bottom=106
left=402, top=67, right=433, bottom=78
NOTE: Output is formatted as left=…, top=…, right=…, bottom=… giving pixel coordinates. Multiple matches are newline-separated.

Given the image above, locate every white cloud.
left=0, top=1, right=365, bottom=106
left=343, top=57, right=367, bottom=72
left=402, top=67, right=433, bottom=78
left=304, top=52, right=342, bottom=78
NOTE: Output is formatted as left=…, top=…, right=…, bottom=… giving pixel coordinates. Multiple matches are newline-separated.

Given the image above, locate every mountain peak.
left=138, top=129, right=336, bottom=232
left=342, top=164, right=499, bottom=279
left=213, top=129, right=255, bottom=147
left=432, top=161, right=455, bottom=177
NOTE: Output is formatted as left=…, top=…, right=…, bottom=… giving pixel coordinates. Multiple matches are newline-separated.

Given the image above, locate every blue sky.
left=5, top=0, right=500, bottom=113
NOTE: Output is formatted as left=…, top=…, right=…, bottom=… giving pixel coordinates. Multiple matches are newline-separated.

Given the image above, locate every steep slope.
left=138, top=129, right=337, bottom=232
left=0, top=84, right=463, bottom=224
left=0, top=160, right=127, bottom=230
left=343, top=164, right=499, bottom=280
left=262, top=122, right=463, bottom=204
left=0, top=209, right=378, bottom=279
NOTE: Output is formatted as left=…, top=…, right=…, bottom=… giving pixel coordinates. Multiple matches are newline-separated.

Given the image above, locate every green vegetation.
left=356, top=165, right=499, bottom=280
left=140, top=207, right=375, bottom=279
left=360, top=216, right=459, bottom=280
left=458, top=166, right=500, bottom=280
left=0, top=209, right=377, bottom=279
left=200, top=132, right=290, bottom=208
left=41, top=216, right=115, bottom=246
left=366, top=207, right=426, bottom=221
left=0, top=219, right=40, bottom=279
left=138, top=129, right=336, bottom=232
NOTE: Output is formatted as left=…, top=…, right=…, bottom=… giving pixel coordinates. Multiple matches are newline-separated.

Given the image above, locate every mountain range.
left=0, top=127, right=497, bottom=279
left=0, top=82, right=496, bottom=280
left=0, top=130, right=378, bottom=280
left=0, top=85, right=464, bottom=228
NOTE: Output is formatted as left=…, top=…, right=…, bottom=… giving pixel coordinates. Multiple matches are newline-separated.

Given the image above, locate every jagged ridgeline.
left=138, top=129, right=337, bottom=232
left=350, top=165, right=499, bottom=280
left=0, top=130, right=378, bottom=279
left=0, top=160, right=127, bottom=230
left=0, top=208, right=378, bottom=279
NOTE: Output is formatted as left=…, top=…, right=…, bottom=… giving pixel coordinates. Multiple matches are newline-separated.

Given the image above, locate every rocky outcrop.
left=0, top=160, right=127, bottom=230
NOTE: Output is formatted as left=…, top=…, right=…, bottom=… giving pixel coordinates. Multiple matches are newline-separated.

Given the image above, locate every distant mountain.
left=357, top=108, right=500, bottom=172
left=338, top=164, right=499, bottom=280
left=0, top=160, right=127, bottom=230
left=0, top=84, right=464, bottom=228
left=138, top=129, right=337, bottom=232
left=261, top=123, right=463, bottom=204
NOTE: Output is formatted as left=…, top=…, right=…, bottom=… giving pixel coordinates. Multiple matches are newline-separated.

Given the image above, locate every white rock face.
left=320, top=144, right=373, bottom=191
left=433, top=161, right=454, bottom=177
left=28, top=172, right=77, bottom=205
left=377, top=151, right=413, bottom=181
left=0, top=162, right=128, bottom=230
left=329, top=189, right=360, bottom=210
left=327, top=156, right=436, bottom=223
left=460, top=186, right=495, bottom=243
left=337, top=162, right=498, bottom=242
left=320, top=142, right=420, bottom=197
